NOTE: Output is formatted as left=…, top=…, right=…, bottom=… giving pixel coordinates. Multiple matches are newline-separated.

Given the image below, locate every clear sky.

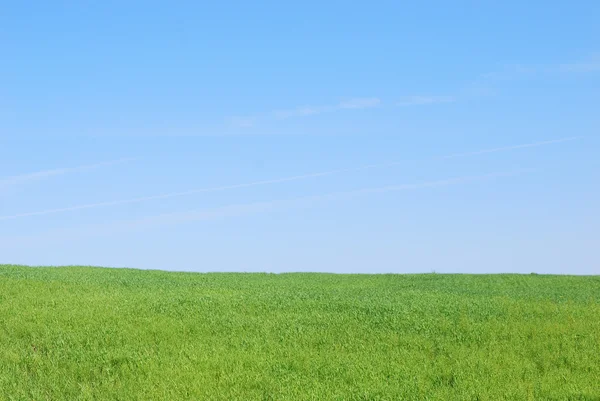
left=1, top=1, right=599, bottom=274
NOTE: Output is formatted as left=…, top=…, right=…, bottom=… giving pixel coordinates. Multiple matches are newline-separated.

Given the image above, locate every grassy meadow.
left=0, top=265, right=599, bottom=400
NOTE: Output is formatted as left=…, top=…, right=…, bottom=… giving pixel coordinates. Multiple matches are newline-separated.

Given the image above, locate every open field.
left=0, top=265, right=599, bottom=400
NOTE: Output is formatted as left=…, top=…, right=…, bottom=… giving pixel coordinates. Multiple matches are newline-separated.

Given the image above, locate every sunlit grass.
left=1, top=265, right=599, bottom=400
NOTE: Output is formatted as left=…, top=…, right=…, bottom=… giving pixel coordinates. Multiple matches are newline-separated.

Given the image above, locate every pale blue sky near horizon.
left=1, top=1, right=599, bottom=273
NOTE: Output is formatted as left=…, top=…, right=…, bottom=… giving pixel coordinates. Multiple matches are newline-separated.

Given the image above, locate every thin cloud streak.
left=0, top=158, right=135, bottom=188
left=116, top=169, right=533, bottom=229
left=0, top=137, right=579, bottom=221
left=558, top=58, right=600, bottom=73
left=464, top=54, right=600, bottom=97
left=475, top=55, right=600, bottom=84
left=274, top=97, right=381, bottom=119
left=2, top=168, right=534, bottom=245
left=228, top=117, right=255, bottom=128
left=229, top=98, right=380, bottom=127
left=397, top=96, right=456, bottom=107
left=338, top=98, right=381, bottom=109
left=442, top=136, right=582, bottom=159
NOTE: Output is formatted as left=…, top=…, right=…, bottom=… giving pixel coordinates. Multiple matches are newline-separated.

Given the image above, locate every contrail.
left=125, top=168, right=535, bottom=228
left=0, top=158, right=135, bottom=188
left=0, top=137, right=579, bottom=221
left=441, top=137, right=581, bottom=159
left=3, top=169, right=533, bottom=245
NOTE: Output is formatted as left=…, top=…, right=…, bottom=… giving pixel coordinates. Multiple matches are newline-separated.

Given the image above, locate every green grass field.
left=1, top=265, right=599, bottom=400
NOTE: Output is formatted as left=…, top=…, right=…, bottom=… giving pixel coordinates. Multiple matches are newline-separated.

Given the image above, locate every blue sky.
left=1, top=1, right=599, bottom=273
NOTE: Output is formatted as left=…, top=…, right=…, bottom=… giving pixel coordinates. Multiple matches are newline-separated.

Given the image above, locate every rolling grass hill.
left=1, top=265, right=599, bottom=400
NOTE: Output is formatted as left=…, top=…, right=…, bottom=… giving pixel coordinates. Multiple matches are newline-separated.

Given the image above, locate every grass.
left=0, top=265, right=599, bottom=400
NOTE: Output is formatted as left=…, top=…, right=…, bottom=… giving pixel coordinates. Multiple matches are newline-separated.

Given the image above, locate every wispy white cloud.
left=397, top=95, right=456, bottom=107
left=441, top=136, right=582, bottom=159
left=230, top=54, right=600, bottom=127
left=228, top=116, right=256, bottom=128
left=478, top=64, right=539, bottom=81
left=0, top=136, right=579, bottom=221
left=227, top=97, right=381, bottom=127
left=475, top=54, right=600, bottom=83
left=338, top=98, right=381, bottom=109
left=232, top=94, right=455, bottom=126
left=274, top=106, right=327, bottom=119
left=0, top=158, right=135, bottom=190
left=2, top=168, right=535, bottom=245
left=274, top=97, right=381, bottom=119
left=558, top=55, right=600, bottom=73
left=118, top=169, right=533, bottom=229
